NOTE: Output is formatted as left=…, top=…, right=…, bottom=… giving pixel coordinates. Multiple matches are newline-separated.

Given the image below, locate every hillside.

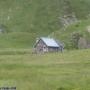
left=0, top=49, right=90, bottom=90
left=0, top=0, right=90, bottom=48
left=52, top=20, right=90, bottom=49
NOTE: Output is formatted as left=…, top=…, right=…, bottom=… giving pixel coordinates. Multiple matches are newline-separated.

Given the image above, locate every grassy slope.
left=0, top=0, right=90, bottom=48
left=0, top=0, right=62, bottom=48
left=53, top=20, right=90, bottom=48
left=0, top=49, right=90, bottom=90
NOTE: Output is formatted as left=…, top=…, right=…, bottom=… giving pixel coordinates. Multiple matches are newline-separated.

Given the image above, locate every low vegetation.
left=0, top=0, right=90, bottom=48
left=0, top=49, right=90, bottom=90
left=0, top=0, right=90, bottom=90
left=53, top=20, right=90, bottom=49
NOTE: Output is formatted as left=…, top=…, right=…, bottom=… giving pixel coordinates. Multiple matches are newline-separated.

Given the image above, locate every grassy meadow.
left=0, top=0, right=90, bottom=89
left=0, top=49, right=90, bottom=90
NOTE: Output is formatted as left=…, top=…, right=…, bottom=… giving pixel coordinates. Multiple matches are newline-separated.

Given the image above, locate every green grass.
left=52, top=20, right=90, bottom=49
left=0, top=0, right=90, bottom=48
left=0, top=1, right=90, bottom=89
left=0, top=49, right=90, bottom=90
left=0, top=32, right=37, bottom=48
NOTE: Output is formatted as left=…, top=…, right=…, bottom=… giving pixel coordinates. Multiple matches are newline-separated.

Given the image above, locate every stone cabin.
left=34, top=37, right=64, bottom=53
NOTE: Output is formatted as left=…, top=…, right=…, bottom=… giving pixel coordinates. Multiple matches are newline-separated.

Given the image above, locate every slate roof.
left=41, top=37, right=59, bottom=47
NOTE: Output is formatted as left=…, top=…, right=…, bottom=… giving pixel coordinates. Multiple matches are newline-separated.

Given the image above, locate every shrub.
left=70, top=32, right=83, bottom=49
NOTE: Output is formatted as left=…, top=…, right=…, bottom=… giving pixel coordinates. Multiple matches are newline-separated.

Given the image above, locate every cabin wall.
left=48, top=47, right=59, bottom=52
left=35, top=40, right=48, bottom=53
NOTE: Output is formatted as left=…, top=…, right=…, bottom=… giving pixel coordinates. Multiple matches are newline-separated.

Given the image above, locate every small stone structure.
left=34, top=37, right=64, bottom=53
